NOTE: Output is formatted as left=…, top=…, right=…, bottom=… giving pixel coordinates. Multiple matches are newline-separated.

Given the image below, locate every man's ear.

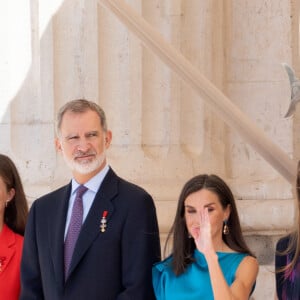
left=105, top=130, right=112, bottom=148
left=55, top=138, right=62, bottom=152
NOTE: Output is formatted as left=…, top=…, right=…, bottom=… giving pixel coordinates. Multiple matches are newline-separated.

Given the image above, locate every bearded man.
left=20, top=99, right=161, bottom=300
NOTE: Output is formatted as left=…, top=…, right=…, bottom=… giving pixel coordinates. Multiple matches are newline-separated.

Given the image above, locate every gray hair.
left=56, top=99, right=108, bottom=136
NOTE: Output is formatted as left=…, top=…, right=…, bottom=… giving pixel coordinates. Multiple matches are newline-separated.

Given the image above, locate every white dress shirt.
left=64, top=164, right=110, bottom=240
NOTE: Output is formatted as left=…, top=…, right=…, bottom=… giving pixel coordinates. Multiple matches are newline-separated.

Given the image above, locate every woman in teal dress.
left=153, top=174, right=258, bottom=300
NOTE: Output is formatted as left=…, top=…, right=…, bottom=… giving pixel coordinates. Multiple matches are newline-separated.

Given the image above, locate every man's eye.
left=68, top=136, right=78, bottom=140
left=87, top=133, right=98, bottom=138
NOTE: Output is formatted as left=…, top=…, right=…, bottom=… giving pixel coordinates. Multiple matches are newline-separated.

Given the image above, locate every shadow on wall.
left=0, top=0, right=68, bottom=204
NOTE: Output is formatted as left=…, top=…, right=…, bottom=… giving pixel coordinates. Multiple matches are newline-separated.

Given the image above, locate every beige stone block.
left=237, top=199, right=294, bottom=232
left=251, top=265, right=275, bottom=300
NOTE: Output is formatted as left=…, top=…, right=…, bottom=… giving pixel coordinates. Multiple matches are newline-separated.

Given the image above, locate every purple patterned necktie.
left=64, top=185, right=88, bottom=280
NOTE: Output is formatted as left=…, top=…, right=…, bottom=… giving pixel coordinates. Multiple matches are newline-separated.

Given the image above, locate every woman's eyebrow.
left=184, top=202, right=216, bottom=209
left=184, top=205, right=195, bottom=208
left=204, top=202, right=216, bottom=208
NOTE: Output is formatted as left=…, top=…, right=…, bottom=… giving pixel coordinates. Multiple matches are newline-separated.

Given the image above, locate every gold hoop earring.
left=223, top=220, right=229, bottom=235
left=5, top=201, right=9, bottom=208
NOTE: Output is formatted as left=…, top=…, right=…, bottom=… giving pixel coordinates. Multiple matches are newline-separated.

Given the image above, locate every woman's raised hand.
left=192, top=208, right=214, bottom=255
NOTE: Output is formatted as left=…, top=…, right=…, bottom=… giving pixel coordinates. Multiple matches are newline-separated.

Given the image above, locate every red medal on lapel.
left=100, top=210, right=108, bottom=232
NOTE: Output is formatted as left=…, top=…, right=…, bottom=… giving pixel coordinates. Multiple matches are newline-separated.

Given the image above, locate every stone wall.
left=0, top=1, right=298, bottom=298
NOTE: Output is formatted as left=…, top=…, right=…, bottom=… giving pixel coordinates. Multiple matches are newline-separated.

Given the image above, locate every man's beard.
left=62, top=150, right=106, bottom=175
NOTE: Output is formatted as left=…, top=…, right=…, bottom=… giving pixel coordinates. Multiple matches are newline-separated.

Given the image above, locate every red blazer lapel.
left=0, top=225, right=17, bottom=274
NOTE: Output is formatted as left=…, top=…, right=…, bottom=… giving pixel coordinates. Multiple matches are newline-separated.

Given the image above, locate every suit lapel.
left=67, top=169, right=118, bottom=279
left=49, top=184, right=71, bottom=286
left=0, top=225, right=16, bottom=274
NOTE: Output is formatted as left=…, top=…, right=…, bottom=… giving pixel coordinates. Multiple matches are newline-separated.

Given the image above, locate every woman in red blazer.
left=0, top=154, right=28, bottom=300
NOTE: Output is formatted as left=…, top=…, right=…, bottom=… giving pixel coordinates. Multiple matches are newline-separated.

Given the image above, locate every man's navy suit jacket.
left=20, top=168, right=161, bottom=299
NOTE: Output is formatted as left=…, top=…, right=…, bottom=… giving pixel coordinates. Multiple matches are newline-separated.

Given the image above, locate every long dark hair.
left=0, top=154, right=28, bottom=235
left=165, top=174, right=255, bottom=275
left=276, top=160, right=300, bottom=277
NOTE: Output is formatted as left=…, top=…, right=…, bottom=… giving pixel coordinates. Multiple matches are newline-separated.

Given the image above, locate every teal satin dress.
left=152, top=249, right=249, bottom=300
